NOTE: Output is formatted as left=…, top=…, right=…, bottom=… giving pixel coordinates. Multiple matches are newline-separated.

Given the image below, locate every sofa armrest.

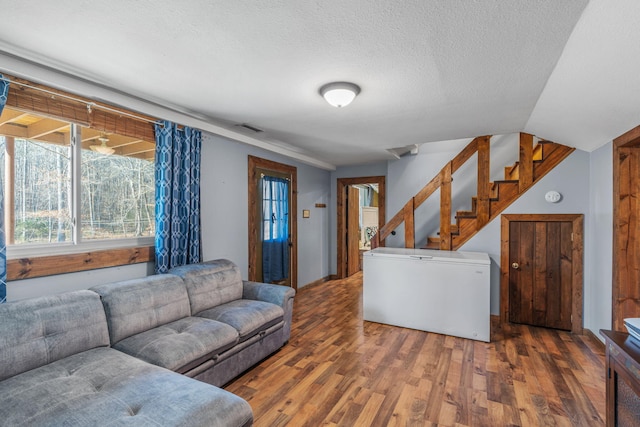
left=242, top=281, right=295, bottom=343
left=242, top=281, right=295, bottom=306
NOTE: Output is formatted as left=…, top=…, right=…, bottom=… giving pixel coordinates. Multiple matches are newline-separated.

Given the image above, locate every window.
left=0, top=106, right=155, bottom=255
left=80, top=126, right=155, bottom=241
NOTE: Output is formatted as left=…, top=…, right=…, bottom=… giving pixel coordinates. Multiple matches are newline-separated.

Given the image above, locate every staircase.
left=372, top=133, right=575, bottom=251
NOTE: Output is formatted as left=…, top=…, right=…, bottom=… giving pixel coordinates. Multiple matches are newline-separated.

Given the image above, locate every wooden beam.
left=476, top=136, right=490, bottom=227
left=0, top=108, right=29, bottom=126
left=519, top=133, right=534, bottom=192
left=451, top=136, right=484, bottom=174
left=7, top=246, right=154, bottom=280
left=117, top=141, right=155, bottom=157
left=413, top=174, right=441, bottom=208
left=403, top=198, right=415, bottom=248
left=26, top=118, right=70, bottom=139
left=81, top=127, right=147, bottom=147
left=0, top=123, right=68, bottom=145
left=439, top=163, right=452, bottom=250
left=378, top=210, right=403, bottom=243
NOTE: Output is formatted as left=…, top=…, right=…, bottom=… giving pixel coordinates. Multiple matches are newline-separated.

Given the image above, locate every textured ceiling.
left=0, top=0, right=637, bottom=168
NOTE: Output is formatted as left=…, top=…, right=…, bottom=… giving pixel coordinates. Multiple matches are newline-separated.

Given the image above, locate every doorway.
left=337, top=176, right=386, bottom=279
left=500, top=214, right=583, bottom=333
left=248, top=156, right=297, bottom=290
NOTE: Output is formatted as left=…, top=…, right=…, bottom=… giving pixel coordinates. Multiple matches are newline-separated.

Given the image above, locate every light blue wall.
left=586, top=142, right=612, bottom=334
left=7, top=131, right=331, bottom=300
left=7, top=263, right=154, bottom=301
left=5, top=130, right=616, bottom=339
left=201, top=132, right=331, bottom=288
left=380, top=138, right=612, bottom=337
left=461, top=150, right=591, bottom=315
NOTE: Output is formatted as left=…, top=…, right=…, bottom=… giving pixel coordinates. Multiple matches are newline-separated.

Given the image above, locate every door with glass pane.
left=248, top=156, right=297, bottom=290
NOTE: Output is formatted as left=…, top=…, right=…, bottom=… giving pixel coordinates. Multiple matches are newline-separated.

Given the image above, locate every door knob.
left=511, top=262, right=519, bottom=270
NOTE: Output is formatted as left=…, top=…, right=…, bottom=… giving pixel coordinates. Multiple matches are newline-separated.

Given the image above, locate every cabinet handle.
left=511, top=262, right=519, bottom=270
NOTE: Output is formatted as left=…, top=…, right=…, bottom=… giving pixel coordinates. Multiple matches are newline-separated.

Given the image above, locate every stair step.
left=505, top=162, right=519, bottom=180
left=534, top=140, right=558, bottom=161
left=456, top=210, right=476, bottom=218
left=533, top=144, right=574, bottom=181
left=437, top=225, right=459, bottom=235
left=424, top=236, right=441, bottom=250
left=489, top=181, right=521, bottom=216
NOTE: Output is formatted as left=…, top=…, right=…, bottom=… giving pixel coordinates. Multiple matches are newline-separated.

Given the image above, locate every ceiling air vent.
left=236, top=123, right=264, bottom=133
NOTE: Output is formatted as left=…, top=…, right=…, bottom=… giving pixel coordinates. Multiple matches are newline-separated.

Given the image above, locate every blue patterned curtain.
left=154, top=120, right=202, bottom=273
left=0, top=75, right=9, bottom=303
left=262, top=176, right=289, bottom=283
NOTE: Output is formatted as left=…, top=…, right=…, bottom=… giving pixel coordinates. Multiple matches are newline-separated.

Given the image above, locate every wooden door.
left=347, top=186, right=360, bottom=276
left=508, top=220, right=573, bottom=330
left=248, top=156, right=297, bottom=290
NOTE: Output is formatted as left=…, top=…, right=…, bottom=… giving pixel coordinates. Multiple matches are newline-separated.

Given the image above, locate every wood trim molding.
left=248, top=155, right=298, bottom=290
left=7, top=246, right=154, bottom=281
left=500, top=214, right=584, bottom=334
left=612, top=126, right=640, bottom=331
left=336, top=176, right=386, bottom=279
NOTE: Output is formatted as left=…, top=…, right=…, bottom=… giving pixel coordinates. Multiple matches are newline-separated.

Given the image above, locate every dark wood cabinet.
left=601, top=330, right=640, bottom=426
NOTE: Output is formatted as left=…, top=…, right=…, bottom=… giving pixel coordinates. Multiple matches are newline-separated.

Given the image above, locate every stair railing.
left=371, top=135, right=492, bottom=250
left=371, top=132, right=571, bottom=251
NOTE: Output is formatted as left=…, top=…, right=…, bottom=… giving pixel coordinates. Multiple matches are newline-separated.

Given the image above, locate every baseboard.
left=301, top=276, right=332, bottom=289
left=582, top=328, right=605, bottom=349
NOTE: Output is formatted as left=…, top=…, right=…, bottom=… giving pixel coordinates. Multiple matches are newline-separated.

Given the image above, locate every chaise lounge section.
left=0, top=259, right=295, bottom=426
left=0, top=290, right=252, bottom=427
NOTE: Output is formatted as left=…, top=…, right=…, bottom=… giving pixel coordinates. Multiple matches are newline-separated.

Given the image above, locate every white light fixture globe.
left=90, top=135, right=115, bottom=155
left=319, top=82, right=360, bottom=108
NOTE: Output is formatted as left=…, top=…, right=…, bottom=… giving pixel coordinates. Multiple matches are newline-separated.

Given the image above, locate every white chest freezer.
left=363, top=247, right=491, bottom=342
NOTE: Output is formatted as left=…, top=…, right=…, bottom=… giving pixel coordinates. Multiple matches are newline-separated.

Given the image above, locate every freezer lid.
left=363, top=247, right=490, bottom=265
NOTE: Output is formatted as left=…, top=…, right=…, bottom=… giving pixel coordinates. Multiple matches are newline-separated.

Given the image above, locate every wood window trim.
left=336, top=176, right=386, bottom=279
left=500, top=213, right=584, bottom=334
left=2, top=75, right=159, bottom=280
left=7, top=246, right=154, bottom=281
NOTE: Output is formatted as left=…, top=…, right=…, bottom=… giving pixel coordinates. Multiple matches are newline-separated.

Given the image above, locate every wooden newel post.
left=476, top=136, right=490, bottom=227
left=439, top=163, right=452, bottom=250
left=403, top=198, right=415, bottom=248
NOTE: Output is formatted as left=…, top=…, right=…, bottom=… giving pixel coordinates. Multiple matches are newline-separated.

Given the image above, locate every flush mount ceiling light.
left=90, top=135, right=115, bottom=155
left=319, top=82, right=361, bottom=108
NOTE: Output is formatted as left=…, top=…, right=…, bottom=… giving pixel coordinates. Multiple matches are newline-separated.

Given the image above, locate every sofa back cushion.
left=0, top=290, right=110, bottom=381
left=91, top=274, right=190, bottom=344
left=169, top=259, right=243, bottom=315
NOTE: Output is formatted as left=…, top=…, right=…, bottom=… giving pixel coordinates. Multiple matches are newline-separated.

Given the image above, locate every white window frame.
left=5, top=123, right=154, bottom=260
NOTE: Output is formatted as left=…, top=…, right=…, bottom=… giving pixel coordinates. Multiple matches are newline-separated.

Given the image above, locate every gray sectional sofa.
left=0, top=259, right=295, bottom=427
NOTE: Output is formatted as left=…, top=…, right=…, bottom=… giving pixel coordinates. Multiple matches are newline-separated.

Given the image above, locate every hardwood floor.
left=225, top=273, right=606, bottom=426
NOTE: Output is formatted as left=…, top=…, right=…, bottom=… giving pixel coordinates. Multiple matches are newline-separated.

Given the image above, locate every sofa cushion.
left=113, top=316, right=239, bottom=373
left=0, top=347, right=253, bottom=427
left=197, top=299, right=284, bottom=342
left=91, top=274, right=191, bottom=344
left=0, top=290, right=109, bottom=382
left=170, top=259, right=243, bottom=314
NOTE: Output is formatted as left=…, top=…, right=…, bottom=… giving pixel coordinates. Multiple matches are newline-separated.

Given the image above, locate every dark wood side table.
left=600, top=330, right=640, bottom=426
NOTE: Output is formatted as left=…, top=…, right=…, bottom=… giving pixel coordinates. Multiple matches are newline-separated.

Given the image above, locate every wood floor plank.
left=225, top=273, right=606, bottom=426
